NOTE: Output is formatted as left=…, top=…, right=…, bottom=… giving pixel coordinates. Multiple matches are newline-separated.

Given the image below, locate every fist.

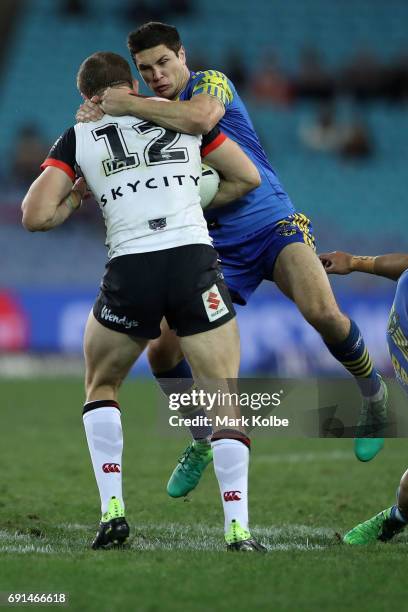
left=99, top=86, right=135, bottom=116
left=319, top=251, right=353, bottom=275
left=73, top=177, right=91, bottom=201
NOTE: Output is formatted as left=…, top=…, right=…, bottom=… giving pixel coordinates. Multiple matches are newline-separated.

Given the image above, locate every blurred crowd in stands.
left=61, top=0, right=194, bottom=21
left=227, top=46, right=408, bottom=106
left=1, top=0, right=407, bottom=216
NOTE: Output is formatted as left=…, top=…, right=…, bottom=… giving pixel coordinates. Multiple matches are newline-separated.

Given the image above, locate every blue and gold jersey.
left=179, top=70, right=295, bottom=245
left=387, top=270, right=408, bottom=394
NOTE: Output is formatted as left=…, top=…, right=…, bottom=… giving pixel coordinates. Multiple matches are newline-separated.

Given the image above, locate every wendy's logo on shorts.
left=100, top=305, right=138, bottom=330
left=102, top=463, right=121, bottom=473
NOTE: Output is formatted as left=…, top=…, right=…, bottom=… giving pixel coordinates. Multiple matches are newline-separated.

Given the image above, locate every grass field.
left=1, top=378, right=407, bottom=611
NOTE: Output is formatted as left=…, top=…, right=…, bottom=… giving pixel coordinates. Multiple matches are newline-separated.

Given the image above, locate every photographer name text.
left=168, top=415, right=289, bottom=428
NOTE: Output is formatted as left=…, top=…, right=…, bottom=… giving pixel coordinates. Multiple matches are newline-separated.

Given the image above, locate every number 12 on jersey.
left=92, top=122, right=189, bottom=177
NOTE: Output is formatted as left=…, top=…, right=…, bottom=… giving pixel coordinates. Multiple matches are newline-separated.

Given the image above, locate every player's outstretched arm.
left=77, top=88, right=224, bottom=135
left=22, top=169, right=86, bottom=232
left=203, top=137, right=261, bottom=209
left=319, top=251, right=408, bottom=281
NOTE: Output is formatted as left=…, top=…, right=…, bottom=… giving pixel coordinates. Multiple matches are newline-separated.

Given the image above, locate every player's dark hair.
left=77, top=52, right=133, bottom=98
left=127, top=22, right=182, bottom=59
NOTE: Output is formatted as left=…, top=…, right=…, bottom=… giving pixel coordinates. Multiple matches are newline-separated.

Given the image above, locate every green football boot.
left=167, top=440, right=213, bottom=498
left=91, top=496, right=129, bottom=549
left=354, top=377, right=388, bottom=462
left=343, top=506, right=405, bottom=545
left=225, top=519, right=267, bottom=552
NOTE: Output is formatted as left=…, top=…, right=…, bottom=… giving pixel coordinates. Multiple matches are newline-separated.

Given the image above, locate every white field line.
left=0, top=523, right=337, bottom=554
left=0, top=541, right=324, bottom=554
left=0, top=544, right=54, bottom=554
left=254, top=450, right=353, bottom=463
left=55, top=523, right=334, bottom=537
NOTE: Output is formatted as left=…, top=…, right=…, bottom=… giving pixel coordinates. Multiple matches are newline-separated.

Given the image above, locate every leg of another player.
left=397, top=469, right=408, bottom=519
left=83, top=311, right=147, bottom=548
left=273, top=242, right=387, bottom=461
left=343, top=469, right=408, bottom=545
left=148, top=320, right=211, bottom=439
left=149, top=321, right=214, bottom=501
left=180, top=319, right=265, bottom=551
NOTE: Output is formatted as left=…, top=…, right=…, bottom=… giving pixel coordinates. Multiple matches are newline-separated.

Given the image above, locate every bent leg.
left=273, top=242, right=349, bottom=342
left=273, top=242, right=386, bottom=462
left=149, top=319, right=209, bottom=443
left=274, top=243, right=381, bottom=393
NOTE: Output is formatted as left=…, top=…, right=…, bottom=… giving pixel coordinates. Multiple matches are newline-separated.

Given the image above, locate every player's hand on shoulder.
left=99, top=86, right=135, bottom=116
left=76, top=99, right=104, bottom=123
left=319, top=251, right=353, bottom=274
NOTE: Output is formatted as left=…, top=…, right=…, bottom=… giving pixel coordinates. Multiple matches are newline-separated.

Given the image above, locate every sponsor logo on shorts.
left=202, top=284, right=228, bottom=322
left=278, top=221, right=297, bottom=237
left=223, top=490, right=241, bottom=502
left=207, top=291, right=220, bottom=310
left=100, top=305, right=139, bottom=330
left=102, top=463, right=121, bottom=473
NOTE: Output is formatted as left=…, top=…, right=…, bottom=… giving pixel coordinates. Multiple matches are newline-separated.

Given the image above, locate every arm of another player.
left=203, top=138, right=261, bottom=209
left=22, top=170, right=87, bottom=232
left=101, top=89, right=223, bottom=135
left=319, top=251, right=408, bottom=281
left=76, top=91, right=223, bottom=135
left=77, top=71, right=230, bottom=134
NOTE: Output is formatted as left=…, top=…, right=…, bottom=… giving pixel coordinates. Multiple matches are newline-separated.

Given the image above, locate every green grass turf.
left=0, top=378, right=407, bottom=611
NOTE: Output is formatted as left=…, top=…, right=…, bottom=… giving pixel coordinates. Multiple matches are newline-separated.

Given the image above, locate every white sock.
left=212, top=438, right=249, bottom=533
left=83, top=404, right=124, bottom=515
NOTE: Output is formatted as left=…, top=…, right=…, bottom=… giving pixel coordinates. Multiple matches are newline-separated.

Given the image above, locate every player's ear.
left=131, top=79, right=139, bottom=95
left=178, top=46, right=186, bottom=64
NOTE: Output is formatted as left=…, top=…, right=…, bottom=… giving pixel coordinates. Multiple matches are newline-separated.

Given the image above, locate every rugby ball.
left=199, top=164, right=220, bottom=209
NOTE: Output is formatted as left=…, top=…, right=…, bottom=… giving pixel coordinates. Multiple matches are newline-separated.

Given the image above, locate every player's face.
left=134, top=44, right=188, bottom=99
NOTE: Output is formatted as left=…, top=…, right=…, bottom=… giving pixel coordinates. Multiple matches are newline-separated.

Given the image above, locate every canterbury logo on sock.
left=348, top=335, right=363, bottom=355
left=223, top=490, right=241, bottom=502
left=102, top=463, right=121, bottom=473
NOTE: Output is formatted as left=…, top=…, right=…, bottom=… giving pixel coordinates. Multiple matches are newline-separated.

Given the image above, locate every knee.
left=397, top=470, right=408, bottom=513
left=303, top=302, right=344, bottom=332
left=147, top=336, right=184, bottom=373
